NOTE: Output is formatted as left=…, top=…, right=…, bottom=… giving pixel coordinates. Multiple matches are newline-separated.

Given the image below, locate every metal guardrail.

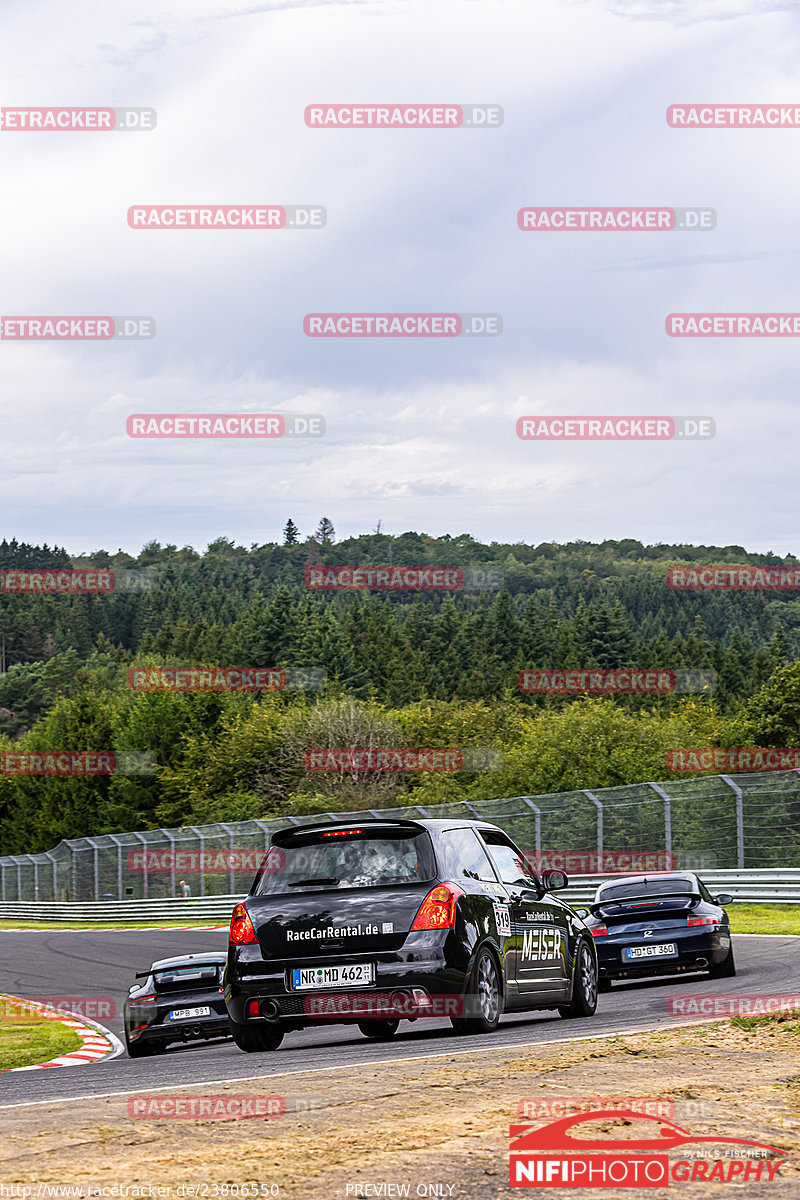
left=2, top=870, right=800, bottom=922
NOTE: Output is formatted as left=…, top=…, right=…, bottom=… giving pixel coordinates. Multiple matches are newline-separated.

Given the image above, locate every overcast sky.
left=1, top=0, right=798, bottom=557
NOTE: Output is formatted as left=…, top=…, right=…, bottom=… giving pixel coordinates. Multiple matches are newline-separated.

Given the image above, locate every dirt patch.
left=3, top=1021, right=800, bottom=1198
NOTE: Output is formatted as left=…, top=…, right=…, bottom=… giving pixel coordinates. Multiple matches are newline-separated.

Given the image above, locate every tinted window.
left=437, top=828, right=498, bottom=882
left=480, top=831, right=540, bottom=887
left=598, top=877, right=696, bottom=901
left=255, top=830, right=435, bottom=895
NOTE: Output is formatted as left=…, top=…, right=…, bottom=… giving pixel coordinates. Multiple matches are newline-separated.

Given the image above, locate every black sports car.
left=224, top=817, right=598, bottom=1052
left=579, top=872, right=735, bottom=989
left=124, top=952, right=230, bottom=1056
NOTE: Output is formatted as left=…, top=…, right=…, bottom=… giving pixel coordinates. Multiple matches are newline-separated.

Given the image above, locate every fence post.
left=584, top=791, right=603, bottom=856
left=720, top=775, right=745, bottom=868
left=110, top=835, right=123, bottom=900
left=71, top=850, right=77, bottom=901
left=647, top=782, right=672, bottom=858
left=33, top=856, right=39, bottom=901
left=45, top=852, right=57, bottom=901
left=92, top=841, right=100, bottom=901
left=220, top=823, right=236, bottom=894
left=132, top=832, right=148, bottom=898
left=522, top=797, right=542, bottom=854
left=189, top=827, right=206, bottom=897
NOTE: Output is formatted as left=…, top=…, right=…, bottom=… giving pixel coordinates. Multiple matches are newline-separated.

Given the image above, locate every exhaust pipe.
left=261, top=999, right=280, bottom=1021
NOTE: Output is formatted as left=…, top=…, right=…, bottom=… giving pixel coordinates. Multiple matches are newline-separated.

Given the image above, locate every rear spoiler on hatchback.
left=270, top=818, right=424, bottom=847
left=590, top=889, right=701, bottom=916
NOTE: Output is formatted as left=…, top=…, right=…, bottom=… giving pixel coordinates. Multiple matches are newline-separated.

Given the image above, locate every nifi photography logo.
left=508, top=1110, right=784, bottom=1187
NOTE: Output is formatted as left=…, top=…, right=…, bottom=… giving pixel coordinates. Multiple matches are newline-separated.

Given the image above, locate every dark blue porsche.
left=579, top=872, right=735, bottom=990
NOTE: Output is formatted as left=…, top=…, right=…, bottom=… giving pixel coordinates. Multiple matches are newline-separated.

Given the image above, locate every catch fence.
left=1, top=771, right=799, bottom=902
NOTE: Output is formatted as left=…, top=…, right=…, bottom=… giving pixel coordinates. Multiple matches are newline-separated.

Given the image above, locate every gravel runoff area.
left=2, top=1017, right=800, bottom=1199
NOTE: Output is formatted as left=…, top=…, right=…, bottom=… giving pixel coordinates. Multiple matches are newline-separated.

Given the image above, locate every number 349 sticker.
left=493, top=903, right=512, bottom=937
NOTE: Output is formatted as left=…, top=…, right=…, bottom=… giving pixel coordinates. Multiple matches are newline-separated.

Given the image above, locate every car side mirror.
left=574, top=907, right=589, bottom=919
left=542, top=868, right=569, bottom=891
left=714, top=893, right=734, bottom=905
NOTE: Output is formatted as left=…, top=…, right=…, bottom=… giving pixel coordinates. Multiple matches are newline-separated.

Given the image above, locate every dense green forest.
left=1, top=528, right=799, bottom=854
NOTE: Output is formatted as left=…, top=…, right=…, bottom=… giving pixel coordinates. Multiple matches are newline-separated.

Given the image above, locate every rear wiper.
left=287, top=877, right=340, bottom=887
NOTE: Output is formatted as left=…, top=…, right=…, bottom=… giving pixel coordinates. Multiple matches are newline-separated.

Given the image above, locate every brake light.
left=129, top=993, right=156, bottom=1005
left=229, top=902, right=258, bottom=945
left=687, top=915, right=718, bottom=927
left=322, top=829, right=363, bottom=837
left=411, top=883, right=464, bottom=931
left=591, top=926, right=609, bottom=937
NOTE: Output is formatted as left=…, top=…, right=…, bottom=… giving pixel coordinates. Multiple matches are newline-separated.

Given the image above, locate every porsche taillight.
left=591, top=925, right=609, bottom=937
left=687, top=915, right=718, bottom=927
left=229, top=902, right=258, bottom=945
left=129, top=993, right=156, bottom=1005
left=411, top=883, right=464, bottom=931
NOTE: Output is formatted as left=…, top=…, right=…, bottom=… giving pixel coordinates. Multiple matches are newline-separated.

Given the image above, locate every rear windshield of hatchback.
left=255, top=829, right=436, bottom=895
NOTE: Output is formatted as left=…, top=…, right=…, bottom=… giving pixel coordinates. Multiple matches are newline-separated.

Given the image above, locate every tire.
left=357, top=1019, right=400, bottom=1040
left=558, top=940, right=598, bottom=1019
left=229, top=1021, right=285, bottom=1052
left=598, top=977, right=612, bottom=993
left=125, top=1035, right=154, bottom=1058
left=451, top=947, right=502, bottom=1035
left=708, top=943, right=736, bottom=979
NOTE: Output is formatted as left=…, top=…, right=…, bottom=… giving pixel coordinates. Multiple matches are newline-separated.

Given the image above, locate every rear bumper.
left=127, top=1012, right=230, bottom=1044
left=596, top=931, right=730, bottom=980
left=225, top=939, right=464, bottom=1026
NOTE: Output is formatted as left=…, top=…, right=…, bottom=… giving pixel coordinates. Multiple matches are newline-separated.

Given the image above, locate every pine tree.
left=316, top=517, right=336, bottom=545
left=283, top=519, right=299, bottom=546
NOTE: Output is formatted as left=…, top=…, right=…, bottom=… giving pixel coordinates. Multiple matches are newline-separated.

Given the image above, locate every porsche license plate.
left=622, top=943, right=678, bottom=961
left=169, top=1005, right=212, bottom=1020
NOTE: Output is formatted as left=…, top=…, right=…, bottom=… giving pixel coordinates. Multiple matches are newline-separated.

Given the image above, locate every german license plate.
left=622, top=943, right=678, bottom=961
left=169, top=1005, right=212, bottom=1020
left=291, top=963, right=374, bottom=990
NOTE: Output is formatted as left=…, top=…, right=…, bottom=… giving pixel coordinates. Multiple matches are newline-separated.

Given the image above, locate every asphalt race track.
left=1, top=929, right=797, bottom=1107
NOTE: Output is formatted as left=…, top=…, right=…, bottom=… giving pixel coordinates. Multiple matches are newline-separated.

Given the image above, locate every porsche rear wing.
left=590, top=889, right=701, bottom=916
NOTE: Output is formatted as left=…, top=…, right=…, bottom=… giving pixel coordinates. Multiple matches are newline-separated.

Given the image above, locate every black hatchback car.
left=124, top=952, right=230, bottom=1056
left=580, top=872, right=735, bottom=989
left=224, top=818, right=598, bottom=1052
